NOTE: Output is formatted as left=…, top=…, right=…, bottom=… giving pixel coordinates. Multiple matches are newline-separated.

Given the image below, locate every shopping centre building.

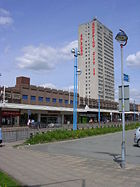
left=0, top=76, right=139, bottom=127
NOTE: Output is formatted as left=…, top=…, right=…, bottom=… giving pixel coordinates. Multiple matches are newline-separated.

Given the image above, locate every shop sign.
left=92, top=21, right=96, bottom=77
left=2, top=111, right=20, bottom=116
left=93, top=51, right=95, bottom=65
left=92, top=22, right=95, bottom=48
left=80, top=33, right=83, bottom=56
left=93, top=68, right=95, bottom=76
left=12, top=93, right=21, bottom=100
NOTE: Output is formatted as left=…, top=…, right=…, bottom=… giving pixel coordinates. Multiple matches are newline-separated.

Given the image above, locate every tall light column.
left=71, top=48, right=80, bottom=130
left=115, top=29, right=128, bottom=168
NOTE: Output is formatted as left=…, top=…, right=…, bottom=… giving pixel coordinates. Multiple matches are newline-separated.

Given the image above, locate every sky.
left=0, top=0, right=140, bottom=103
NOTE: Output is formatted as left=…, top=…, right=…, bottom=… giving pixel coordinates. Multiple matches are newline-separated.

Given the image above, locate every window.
left=22, top=95, right=28, bottom=100
left=52, top=98, right=57, bottom=103
left=46, top=97, right=50, bottom=103
left=65, top=100, right=68, bottom=104
left=31, top=96, right=36, bottom=101
left=59, top=99, right=63, bottom=104
left=70, top=100, right=73, bottom=104
left=38, top=96, right=43, bottom=102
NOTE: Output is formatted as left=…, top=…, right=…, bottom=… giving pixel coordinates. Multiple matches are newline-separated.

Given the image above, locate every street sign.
left=119, top=85, right=130, bottom=112
left=124, top=74, right=129, bottom=82
left=28, top=109, right=31, bottom=116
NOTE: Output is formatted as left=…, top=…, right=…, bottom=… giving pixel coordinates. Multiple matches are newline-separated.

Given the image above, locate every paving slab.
left=0, top=131, right=140, bottom=186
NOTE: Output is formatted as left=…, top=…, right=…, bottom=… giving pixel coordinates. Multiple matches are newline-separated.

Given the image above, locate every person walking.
left=27, top=119, right=31, bottom=127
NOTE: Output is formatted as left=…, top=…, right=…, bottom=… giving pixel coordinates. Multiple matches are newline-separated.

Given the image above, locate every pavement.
left=0, top=130, right=140, bottom=186
left=28, top=129, right=140, bottom=165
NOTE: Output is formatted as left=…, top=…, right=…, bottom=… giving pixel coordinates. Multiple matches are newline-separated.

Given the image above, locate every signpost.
left=124, top=74, right=129, bottom=82
left=28, top=109, right=31, bottom=120
left=119, top=85, right=130, bottom=112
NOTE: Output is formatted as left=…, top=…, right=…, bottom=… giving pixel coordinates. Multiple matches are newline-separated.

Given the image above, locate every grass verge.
left=0, top=170, right=21, bottom=187
left=25, top=122, right=140, bottom=145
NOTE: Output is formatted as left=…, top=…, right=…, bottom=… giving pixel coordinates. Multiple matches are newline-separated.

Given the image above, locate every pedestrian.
left=0, top=126, right=2, bottom=146
left=27, top=119, right=31, bottom=126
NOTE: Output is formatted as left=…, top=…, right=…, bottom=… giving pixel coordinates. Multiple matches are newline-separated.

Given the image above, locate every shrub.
left=25, top=122, right=140, bottom=145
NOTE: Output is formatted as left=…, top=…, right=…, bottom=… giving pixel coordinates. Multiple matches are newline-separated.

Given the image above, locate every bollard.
left=30, top=133, right=33, bottom=138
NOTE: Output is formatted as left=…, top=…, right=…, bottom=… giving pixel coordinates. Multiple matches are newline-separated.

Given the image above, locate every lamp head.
left=77, top=69, right=82, bottom=75
left=77, top=51, right=80, bottom=56
left=71, top=48, right=75, bottom=54
left=115, top=29, right=128, bottom=46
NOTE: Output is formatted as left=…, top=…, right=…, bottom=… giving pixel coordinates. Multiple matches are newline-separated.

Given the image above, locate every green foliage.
left=25, top=122, right=140, bottom=145
left=0, top=171, right=21, bottom=187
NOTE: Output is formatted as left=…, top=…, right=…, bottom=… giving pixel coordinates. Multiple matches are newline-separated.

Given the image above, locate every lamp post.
left=115, top=29, right=128, bottom=168
left=71, top=48, right=80, bottom=130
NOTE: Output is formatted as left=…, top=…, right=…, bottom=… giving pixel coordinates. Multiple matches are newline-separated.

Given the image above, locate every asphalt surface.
left=28, top=129, right=140, bottom=165
left=0, top=130, right=140, bottom=186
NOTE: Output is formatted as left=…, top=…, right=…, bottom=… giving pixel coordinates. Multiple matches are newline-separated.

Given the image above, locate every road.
left=28, top=129, right=140, bottom=165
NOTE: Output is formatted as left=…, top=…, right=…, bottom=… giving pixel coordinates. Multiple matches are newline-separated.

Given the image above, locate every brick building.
left=0, top=76, right=138, bottom=126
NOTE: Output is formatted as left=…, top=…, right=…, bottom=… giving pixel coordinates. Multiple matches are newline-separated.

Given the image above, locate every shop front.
left=1, top=110, right=20, bottom=126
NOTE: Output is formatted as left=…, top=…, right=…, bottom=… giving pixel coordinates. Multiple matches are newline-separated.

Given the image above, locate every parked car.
left=47, top=123, right=62, bottom=128
left=134, top=127, right=140, bottom=147
left=48, top=123, right=55, bottom=128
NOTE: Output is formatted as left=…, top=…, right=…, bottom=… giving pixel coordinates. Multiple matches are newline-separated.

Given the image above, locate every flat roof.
left=0, top=102, right=122, bottom=114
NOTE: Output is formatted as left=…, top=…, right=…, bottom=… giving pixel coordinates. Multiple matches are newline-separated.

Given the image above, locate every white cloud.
left=17, top=40, right=78, bottom=71
left=63, top=85, right=74, bottom=91
left=115, top=89, right=118, bottom=102
left=0, top=8, right=13, bottom=26
left=126, top=51, right=140, bottom=67
left=40, top=82, right=75, bottom=92
left=130, top=88, right=140, bottom=103
left=0, top=8, right=10, bottom=16
left=40, top=83, right=56, bottom=89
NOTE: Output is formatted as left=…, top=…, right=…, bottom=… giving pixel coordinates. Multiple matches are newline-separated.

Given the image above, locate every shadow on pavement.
left=22, top=178, right=86, bottom=187
left=0, top=144, right=5, bottom=147
left=133, top=144, right=139, bottom=148
left=94, top=151, right=122, bottom=165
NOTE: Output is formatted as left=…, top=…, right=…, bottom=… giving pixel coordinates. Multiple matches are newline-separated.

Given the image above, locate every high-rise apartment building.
left=78, top=18, right=114, bottom=101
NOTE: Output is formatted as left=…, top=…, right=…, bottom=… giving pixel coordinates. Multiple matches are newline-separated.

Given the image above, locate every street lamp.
left=115, top=29, right=128, bottom=168
left=71, top=48, right=80, bottom=130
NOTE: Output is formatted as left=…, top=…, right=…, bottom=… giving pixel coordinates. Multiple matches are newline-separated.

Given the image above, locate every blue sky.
left=0, top=0, right=140, bottom=103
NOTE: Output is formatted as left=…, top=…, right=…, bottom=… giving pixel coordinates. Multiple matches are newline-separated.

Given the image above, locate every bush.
left=25, top=122, right=140, bottom=145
